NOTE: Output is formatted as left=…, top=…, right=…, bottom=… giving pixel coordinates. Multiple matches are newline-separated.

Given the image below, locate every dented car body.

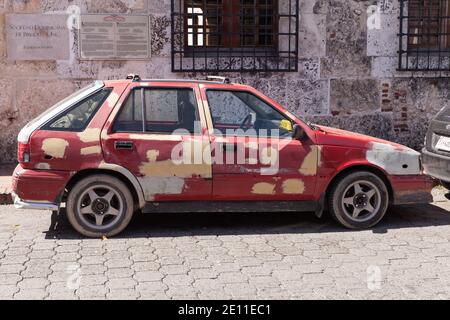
left=12, top=76, right=434, bottom=237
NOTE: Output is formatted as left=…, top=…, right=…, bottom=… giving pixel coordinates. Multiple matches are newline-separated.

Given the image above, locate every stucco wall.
left=0, top=0, right=449, bottom=164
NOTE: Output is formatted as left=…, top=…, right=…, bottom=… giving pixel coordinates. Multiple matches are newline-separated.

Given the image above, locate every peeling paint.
left=35, top=163, right=51, bottom=170
left=146, top=150, right=160, bottom=162
left=129, top=134, right=183, bottom=142
left=41, top=138, right=69, bottom=159
left=81, top=146, right=102, bottom=156
left=138, top=176, right=185, bottom=201
left=106, top=91, right=120, bottom=108
left=139, top=160, right=211, bottom=178
left=251, top=183, right=276, bottom=195
left=299, top=146, right=320, bottom=176
left=78, top=128, right=101, bottom=143
left=282, top=179, right=305, bottom=194
left=366, top=142, right=421, bottom=175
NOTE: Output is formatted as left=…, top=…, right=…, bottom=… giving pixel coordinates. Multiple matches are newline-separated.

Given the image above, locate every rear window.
left=436, top=106, right=450, bottom=122
left=42, top=89, right=111, bottom=132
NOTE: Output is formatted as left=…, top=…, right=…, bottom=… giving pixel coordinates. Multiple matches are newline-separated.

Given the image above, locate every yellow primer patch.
left=282, top=179, right=305, bottom=194
left=106, top=91, right=120, bottom=108
left=78, top=128, right=101, bottom=143
left=146, top=150, right=160, bottom=162
left=140, top=161, right=211, bottom=178
left=81, top=146, right=102, bottom=156
left=252, top=183, right=276, bottom=195
left=41, top=138, right=69, bottom=159
left=299, top=146, right=320, bottom=176
left=129, top=134, right=183, bottom=142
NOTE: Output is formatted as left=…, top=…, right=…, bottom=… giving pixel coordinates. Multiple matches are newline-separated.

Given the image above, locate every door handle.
left=115, top=141, right=134, bottom=150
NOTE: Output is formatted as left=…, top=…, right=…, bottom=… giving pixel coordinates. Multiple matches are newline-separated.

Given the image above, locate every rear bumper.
left=422, top=148, right=450, bottom=183
left=12, top=164, right=72, bottom=208
left=12, top=192, right=59, bottom=211
left=389, top=174, right=436, bottom=205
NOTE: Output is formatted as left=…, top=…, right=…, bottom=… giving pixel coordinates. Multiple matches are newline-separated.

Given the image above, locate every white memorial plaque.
left=80, top=14, right=151, bottom=60
left=6, top=14, right=70, bottom=61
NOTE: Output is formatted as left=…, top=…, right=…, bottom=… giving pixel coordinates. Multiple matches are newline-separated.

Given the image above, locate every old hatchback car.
left=422, top=104, right=450, bottom=190
left=12, top=75, right=434, bottom=237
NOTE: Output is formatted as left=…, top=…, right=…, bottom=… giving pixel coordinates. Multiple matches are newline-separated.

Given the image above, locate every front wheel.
left=66, top=174, right=134, bottom=238
left=328, top=171, right=389, bottom=229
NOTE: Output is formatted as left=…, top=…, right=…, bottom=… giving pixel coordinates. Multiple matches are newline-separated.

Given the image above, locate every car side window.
left=44, top=89, right=111, bottom=131
left=113, top=90, right=144, bottom=132
left=113, top=88, right=200, bottom=134
left=144, top=89, right=200, bottom=134
left=206, top=90, right=293, bottom=138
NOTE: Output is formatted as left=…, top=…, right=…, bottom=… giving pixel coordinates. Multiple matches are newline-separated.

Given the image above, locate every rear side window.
left=43, top=89, right=111, bottom=131
left=436, top=106, right=450, bottom=122
left=113, top=88, right=200, bottom=134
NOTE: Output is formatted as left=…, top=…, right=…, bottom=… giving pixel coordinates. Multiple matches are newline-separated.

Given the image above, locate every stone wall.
left=0, top=0, right=449, bottom=164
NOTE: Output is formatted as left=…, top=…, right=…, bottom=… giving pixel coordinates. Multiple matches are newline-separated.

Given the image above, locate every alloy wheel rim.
left=77, top=185, right=123, bottom=229
left=341, top=180, right=381, bottom=222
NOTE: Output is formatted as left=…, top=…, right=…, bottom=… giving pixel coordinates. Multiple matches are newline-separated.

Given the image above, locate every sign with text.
left=80, top=14, right=151, bottom=60
left=6, top=14, right=70, bottom=61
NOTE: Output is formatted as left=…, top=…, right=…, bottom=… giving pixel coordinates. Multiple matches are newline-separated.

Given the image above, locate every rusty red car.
left=12, top=75, right=434, bottom=237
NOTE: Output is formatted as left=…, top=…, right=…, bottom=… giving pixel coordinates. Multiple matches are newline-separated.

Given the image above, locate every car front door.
left=200, top=85, right=318, bottom=201
left=102, top=82, right=212, bottom=202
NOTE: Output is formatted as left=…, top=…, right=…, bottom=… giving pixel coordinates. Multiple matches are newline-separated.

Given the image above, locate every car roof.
left=103, top=75, right=250, bottom=88
left=105, top=79, right=253, bottom=90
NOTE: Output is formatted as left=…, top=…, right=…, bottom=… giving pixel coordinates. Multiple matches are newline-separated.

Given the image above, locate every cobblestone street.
left=1, top=200, right=450, bottom=300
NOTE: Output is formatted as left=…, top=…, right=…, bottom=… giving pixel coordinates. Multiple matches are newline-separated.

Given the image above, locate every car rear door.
left=102, top=82, right=212, bottom=202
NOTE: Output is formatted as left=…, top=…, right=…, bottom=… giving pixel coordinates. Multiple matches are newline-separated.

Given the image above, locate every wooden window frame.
left=183, top=0, right=279, bottom=51
left=407, top=0, right=450, bottom=50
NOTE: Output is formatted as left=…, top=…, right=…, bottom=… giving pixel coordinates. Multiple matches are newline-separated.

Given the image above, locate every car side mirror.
left=292, top=125, right=307, bottom=141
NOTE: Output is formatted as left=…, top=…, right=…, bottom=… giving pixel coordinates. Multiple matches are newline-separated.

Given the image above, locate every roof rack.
left=126, top=74, right=141, bottom=82
left=124, top=74, right=233, bottom=85
left=206, top=76, right=231, bottom=84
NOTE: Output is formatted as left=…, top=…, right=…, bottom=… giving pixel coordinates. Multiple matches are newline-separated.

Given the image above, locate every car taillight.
left=18, top=142, right=30, bottom=163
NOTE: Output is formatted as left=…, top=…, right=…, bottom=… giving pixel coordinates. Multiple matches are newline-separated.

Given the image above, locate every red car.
left=12, top=75, right=434, bottom=237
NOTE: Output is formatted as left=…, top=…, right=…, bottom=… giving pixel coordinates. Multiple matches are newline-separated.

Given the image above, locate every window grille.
left=171, top=0, right=299, bottom=72
left=398, top=0, right=450, bottom=71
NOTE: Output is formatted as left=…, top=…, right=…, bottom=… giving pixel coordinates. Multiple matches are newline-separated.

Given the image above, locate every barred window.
left=171, top=0, right=299, bottom=72
left=399, top=0, right=450, bottom=71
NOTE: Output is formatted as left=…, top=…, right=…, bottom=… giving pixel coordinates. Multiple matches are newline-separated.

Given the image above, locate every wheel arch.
left=64, top=164, right=146, bottom=209
left=324, top=164, right=394, bottom=204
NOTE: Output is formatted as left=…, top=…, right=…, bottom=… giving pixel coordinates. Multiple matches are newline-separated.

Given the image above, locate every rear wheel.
left=328, top=171, right=389, bottom=229
left=66, top=175, right=134, bottom=238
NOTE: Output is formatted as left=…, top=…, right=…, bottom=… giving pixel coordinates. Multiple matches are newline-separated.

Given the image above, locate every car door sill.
left=142, top=201, right=319, bottom=214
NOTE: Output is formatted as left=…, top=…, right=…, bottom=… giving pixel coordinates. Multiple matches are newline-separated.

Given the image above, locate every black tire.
left=328, top=171, right=389, bottom=229
left=66, top=174, right=134, bottom=238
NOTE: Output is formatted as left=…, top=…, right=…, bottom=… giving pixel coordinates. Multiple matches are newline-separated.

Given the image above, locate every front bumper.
left=389, top=174, right=436, bottom=205
left=422, top=148, right=450, bottom=183
left=12, top=192, right=59, bottom=211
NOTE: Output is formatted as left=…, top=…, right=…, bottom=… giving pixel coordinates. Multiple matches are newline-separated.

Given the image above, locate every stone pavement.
left=0, top=164, right=14, bottom=205
left=1, top=197, right=450, bottom=300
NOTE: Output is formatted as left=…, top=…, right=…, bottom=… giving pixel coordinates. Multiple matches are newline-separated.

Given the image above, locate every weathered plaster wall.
left=0, top=0, right=449, bottom=163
